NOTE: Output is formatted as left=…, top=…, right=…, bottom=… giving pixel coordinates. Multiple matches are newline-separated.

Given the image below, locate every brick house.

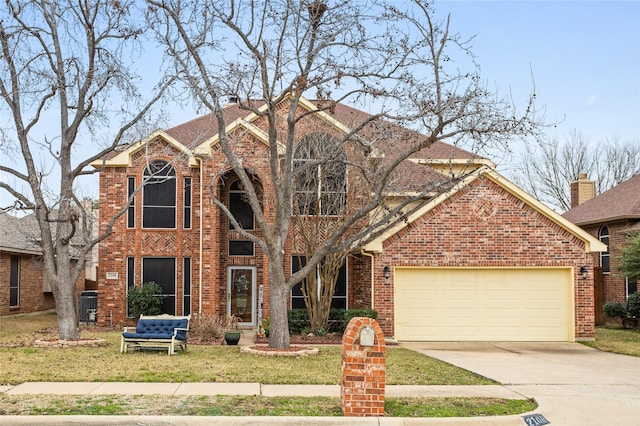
left=95, top=96, right=604, bottom=341
left=563, top=173, right=640, bottom=325
left=1, top=213, right=50, bottom=316
left=0, top=212, right=90, bottom=317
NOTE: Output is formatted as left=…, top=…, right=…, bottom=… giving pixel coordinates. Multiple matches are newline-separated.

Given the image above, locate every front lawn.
left=0, top=312, right=540, bottom=418
left=581, top=325, right=640, bottom=357
left=0, top=312, right=492, bottom=386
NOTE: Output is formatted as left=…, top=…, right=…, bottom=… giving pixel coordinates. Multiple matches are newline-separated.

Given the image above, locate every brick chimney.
left=570, top=173, right=595, bottom=207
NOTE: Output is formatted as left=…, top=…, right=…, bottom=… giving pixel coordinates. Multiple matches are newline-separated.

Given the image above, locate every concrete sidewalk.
left=0, top=382, right=534, bottom=426
left=2, top=381, right=525, bottom=399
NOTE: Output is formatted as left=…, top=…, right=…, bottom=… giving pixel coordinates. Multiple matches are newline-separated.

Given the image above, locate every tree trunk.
left=268, top=259, right=291, bottom=349
left=50, top=273, right=80, bottom=340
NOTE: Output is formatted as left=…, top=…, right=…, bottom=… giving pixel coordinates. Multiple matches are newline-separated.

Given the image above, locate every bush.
left=287, top=308, right=378, bottom=334
left=190, top=314, right=225, bottom=341
left=343, top=309, right=378, bottom=325
left=604, top=296, right=640, bottom=330
left=627, top=292, right=640, bottom=318
left=604, top=301, right=627, bottom=321
left=127, top=282, right=164, bottom=318
left=287, top=309, right=310, bottom=334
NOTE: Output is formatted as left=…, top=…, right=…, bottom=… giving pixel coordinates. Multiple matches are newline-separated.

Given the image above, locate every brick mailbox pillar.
left=340, top=317, right=386, bottom=417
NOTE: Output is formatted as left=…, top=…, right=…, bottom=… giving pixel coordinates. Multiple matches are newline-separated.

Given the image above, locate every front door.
left=228, top=267, right=256, bottom=326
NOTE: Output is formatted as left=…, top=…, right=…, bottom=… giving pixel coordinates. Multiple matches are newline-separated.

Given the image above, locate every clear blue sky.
left=430, top=0, right=640, bottom=144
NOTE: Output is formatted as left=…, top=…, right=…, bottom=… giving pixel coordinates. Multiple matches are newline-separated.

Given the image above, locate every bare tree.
left=510, top=130, right=640, bottom=212
left=0, top=0, right=170, bottom=339
left=149, top=0, right=541, bottom=348
left=290, top=131, right=351, bottom=333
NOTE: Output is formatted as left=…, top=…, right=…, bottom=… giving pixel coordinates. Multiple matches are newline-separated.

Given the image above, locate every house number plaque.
left=522, top=414, right=550, bottom=426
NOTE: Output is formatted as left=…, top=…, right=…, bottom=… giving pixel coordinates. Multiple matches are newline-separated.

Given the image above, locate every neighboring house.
left=95, top=95, right=605, bottom=341
left=563, top=173, right=640, bottom=325
left=0, top=212, right=55, bottom=316
left=0, top=211, right=91, bottom=317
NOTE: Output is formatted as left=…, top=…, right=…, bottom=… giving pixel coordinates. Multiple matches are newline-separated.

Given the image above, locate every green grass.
left=581, top=325, right=640, bottom=357
left=0, top=313, right=491, bottom=386
left=0, top=394, right=537, bottom=417
left=0, top=313, right=539, bottom=418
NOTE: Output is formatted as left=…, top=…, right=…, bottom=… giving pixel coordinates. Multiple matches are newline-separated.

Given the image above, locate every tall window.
left=627, top=277, right=638, bottom=298
left=126, top=257, right=135, bottom=317
left=183, top=177, right=192, bottom=229
left=183, top=257, right=191, bottom=316
left=143, top=160, right=176, bottom=228
left=10, top=255, right=19, bottom=307
left=290, top=255, right=347, bottom=310
left=599, top=226, right=610, bottom=273
left=229, top=180, right=254, bottom=229
left=142, top=257, right=176, bottom=315
left=127, top=177, right=135, bottom=228
left=293, top=132, right=346, bottom=216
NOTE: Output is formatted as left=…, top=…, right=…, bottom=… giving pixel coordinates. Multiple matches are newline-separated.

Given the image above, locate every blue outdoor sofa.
left=120, top=314, right=191, bottom=355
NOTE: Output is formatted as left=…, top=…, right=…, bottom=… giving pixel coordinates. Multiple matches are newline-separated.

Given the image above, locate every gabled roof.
left=91, top=129, right=197, bottom=168
left=0, top=212, right=42, bottom=255
left=364, top=166, right=607, bottom=254
left=94, top=95, right=479, bottom=173
left=563, top=173, right=640, bottom=227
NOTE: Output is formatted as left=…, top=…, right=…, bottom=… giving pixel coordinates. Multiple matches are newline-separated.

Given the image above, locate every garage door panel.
left=394, top=268, right=573, bottom=341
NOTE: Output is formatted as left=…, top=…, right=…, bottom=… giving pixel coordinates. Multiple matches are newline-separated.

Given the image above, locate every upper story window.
left=143, top=160, right=176, bottom=229
left=599, top=226, right=610, bottom=273
left=183, top=177, right=192, bottom=229
left=229, top=180, right=254, bottom=230
left=293, top=132, right=346, bottom=216
left=127, top=177, right=135, bottom=228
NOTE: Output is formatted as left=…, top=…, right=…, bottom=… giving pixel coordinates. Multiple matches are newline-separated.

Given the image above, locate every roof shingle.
left=563, top=173, right=640, bottom=226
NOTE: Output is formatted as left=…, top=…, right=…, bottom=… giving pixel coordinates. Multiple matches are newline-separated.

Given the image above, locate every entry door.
left=228, top=267, right=256, bottom=326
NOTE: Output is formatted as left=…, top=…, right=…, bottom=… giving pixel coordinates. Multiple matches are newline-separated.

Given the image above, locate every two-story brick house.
left=563, top=173, right=640, bottom=324
left=95, top=96, right=604, bottom=341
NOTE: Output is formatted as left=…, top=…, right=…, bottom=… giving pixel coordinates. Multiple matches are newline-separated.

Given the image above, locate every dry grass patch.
left=0, top=394, right=536, bottom=417
left=582, top=326, right=640, bottom=357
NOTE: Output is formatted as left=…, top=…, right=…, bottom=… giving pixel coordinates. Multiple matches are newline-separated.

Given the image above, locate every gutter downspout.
left=197, top=156, right=204, bottom=315
left=360, top=249, right=375, bottom=310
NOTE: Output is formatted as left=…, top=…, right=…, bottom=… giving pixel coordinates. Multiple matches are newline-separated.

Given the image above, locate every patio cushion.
left=127, top=318, right=189, bottom=341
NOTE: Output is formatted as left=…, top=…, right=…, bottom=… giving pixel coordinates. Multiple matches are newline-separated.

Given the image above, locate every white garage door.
left=394, top=268, right=574, bottom=342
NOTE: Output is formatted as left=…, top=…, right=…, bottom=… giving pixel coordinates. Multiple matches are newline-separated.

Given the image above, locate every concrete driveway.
left=402, top=342, right=640, bottom=426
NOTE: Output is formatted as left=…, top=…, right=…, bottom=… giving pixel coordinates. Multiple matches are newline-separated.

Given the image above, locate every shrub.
left=604, top=296, right=640, bottom=330
left=127, top=282, right=164, bottom=318
left=343, top=308, right=378, bottom=326
left=287, top=308, right=379, bottom=334
left=627, top=292, right=640, bottom=318
left=287, top=309, right=309, bottom=334
left=604, top=301, right=627, bottom=321
left=190, top=314, right=225, bottom=341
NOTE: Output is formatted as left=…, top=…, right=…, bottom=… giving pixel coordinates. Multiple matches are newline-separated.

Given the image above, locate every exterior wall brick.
left=581, top=221, right=636, bottom=304
left=341, top=317, right=385, bottom=417
left=0, top=251, right=85, bottom=316
left=97, top=115, right=596, bottom=341
left=368, top=176, right=596, bottom=340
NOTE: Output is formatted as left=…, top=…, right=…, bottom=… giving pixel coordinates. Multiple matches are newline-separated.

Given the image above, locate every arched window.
left=143, top=160, right=176, bottom=228
left=293, top=132, right=346, bottom=215
left=599, top=226, right=610, bottom=273
left=229, top=180, right=254, bottom=230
